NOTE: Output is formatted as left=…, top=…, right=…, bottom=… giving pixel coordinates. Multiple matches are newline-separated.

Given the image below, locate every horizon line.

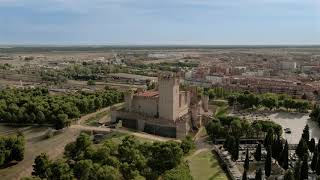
left=1, top=44, right=320, bottom=48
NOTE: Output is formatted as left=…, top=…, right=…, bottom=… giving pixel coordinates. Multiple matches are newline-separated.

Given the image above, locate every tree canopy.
left=0, top=88, right=123, bottom=129
left=29, top=134, right=192, bottom=180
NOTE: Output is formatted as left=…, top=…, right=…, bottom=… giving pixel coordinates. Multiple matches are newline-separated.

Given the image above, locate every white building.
left=280, top=61, right=297, bottom=70
left=205, top=75, right=223, bottom=84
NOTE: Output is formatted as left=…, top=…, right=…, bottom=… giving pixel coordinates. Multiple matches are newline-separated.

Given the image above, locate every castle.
left=111, top=73, right=209, bottom=138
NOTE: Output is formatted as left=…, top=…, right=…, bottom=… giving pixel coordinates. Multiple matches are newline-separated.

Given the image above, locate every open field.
left=0, top=126, right=81, bottom=180
left=187, top=149, right=228, bottom=180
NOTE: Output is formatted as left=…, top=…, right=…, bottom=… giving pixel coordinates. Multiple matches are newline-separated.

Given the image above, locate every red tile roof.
left=136, top=91, right=159, bottom=97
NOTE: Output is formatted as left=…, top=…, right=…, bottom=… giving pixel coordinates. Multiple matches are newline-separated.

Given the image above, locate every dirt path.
left=0, top=104, right=174, bottom=179
left=71, top=103, right=176, bottom=142
left=76, top=103, right=124, bottom=125
left=70, top=124, right=174, bottom=142
left=0, top=127, right=80, bottom=180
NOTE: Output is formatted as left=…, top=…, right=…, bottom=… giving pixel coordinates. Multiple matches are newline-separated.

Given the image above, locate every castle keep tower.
left=158, top=73, right=180, bottom=121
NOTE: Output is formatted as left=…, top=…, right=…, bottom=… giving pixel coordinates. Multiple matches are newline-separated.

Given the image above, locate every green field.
left=187, top=149, right=228, bottom=180
left=84, top=110, right=110, bottom=126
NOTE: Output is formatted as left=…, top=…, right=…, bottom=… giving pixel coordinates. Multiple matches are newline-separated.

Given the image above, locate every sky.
left=0, top=0, right=319, bottom=45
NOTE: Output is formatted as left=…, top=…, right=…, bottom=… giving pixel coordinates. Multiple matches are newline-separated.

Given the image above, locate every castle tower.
left=158, top=73, right=180, bottom=121
left=124, top=90, right=134, bottom=112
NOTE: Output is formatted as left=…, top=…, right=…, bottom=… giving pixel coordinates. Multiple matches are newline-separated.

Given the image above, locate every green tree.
left=311, top=149, right=318, bottom=172
left=75, top=133, right=92, bottom=151
left=279, top=141, right=289, bottom=170
left=264, top=129, right=274, bottom=148
left=318, top=139, right=320, bottom=153
left=96, top=165, right=122, bottom=180
left=254, top=143, right=261, bottom=161
left=261, top=97, right=277, bottom=110
left=180, top=135, right=195, bottom=154
left=309, top=138, right=316, bottom=153
left=272, top=136, right=283, bottom=161
left=227, top=95, right=236, bottom=107
left=255, top=168, right=262, bottom=180
left=94, top=98, right=103, bottom=110
left=54, top=113, right=68, bottom=130
left=296, top=138, right=308, bottom=159
left=302, top=124, right=310, bottom=142
left=32, top=153, right=50, bottom=178
left=300, top=155, right=308, bottom=180
left=244, top=148, right=249, bottom=171
left=46, top=159, right=74, bottom=180
left=265, top=145, right=272, bottom=177
left=242, top=169, right=247, bottom=180
left=294, top=161, right=301, bottom=180
left=162, top=163, right=193, bottom=180
left=148, top=141, right=183, bottom=176
left=118, top=136, right=147, bottom=179
left=36, top=111, right=45, bottom=124
left=73, top=159, right=94, bottom=180
left=64, top=133, right=92, bottom=160
left=316, top=154, right=320, bottom=175
left=231, top=138, right=239, bottom=161
left=11, top=134, right=25, bottom=161
left=283, top=170, right=294, bottom=180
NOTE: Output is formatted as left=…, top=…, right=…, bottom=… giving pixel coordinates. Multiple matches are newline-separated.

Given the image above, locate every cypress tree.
left=296, top=138, right=308, bottom=159
left=309, top=138, right=316, bottom=153
left=311, top=148, right=318, bottom=172
left=302, top=124, right=309, bottom=142
left=272, top=136, right=283, bottom=161
left=317, top=139, right=320, bottom=153
left=244, top=148, right=249, bottom=170
left=254, top=143, right=262, bottom=161
left=283, top=170, right=294, bottom=180
left=232, top=138, right=239, bottom=161
left=255, top=168, right=262, bottom=180
left=300, top=155, right=308, bottom=180
left=294, top=161, right=301, bottom=180
left=242, top=169, right=247, bottom=180
left=265, top=145, right=272, bottom=177
left=280, top=141, right=289, bottom=170
left=316, top=154, right=320, bottom=175
left=264, top=129, right=274, bottom=148
left=224, top=135, right=232, bottom=150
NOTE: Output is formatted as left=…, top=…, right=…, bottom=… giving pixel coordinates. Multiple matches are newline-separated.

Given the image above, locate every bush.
left=180, top=136, right=195, bottom=154
left=0, top=134, right=25, bottom=166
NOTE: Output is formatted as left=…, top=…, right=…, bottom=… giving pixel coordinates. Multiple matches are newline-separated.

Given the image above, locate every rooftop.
left=108, top=73, right=157, bottom=81
left=136, top=91, right=159, bottom=97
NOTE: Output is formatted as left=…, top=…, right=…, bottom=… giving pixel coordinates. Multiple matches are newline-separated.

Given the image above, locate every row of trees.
left=206, top=115, right=282, bottom=139
left=27, top=133, right=195, bottom=180
left=291, top=124, right=320, bottom=179
left=40, top=63, right=124, bottom=83
left=255, top=124, right=320, bottom=179
left=240, top=128, right=288, bottom=179
left=0, top=133, right=25, bottom=166
left=240, top=123, right=320, bottom=180
left=227, top=92, right=311, bottom=112
left=0, top=87, right=123, bottom=129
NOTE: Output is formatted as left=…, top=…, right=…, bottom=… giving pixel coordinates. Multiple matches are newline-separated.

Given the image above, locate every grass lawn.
left=96, top=131, right=156, bottom=145
left=187, top=149, right=228, bottom=180
left=85, top=110, right=110, bottom=126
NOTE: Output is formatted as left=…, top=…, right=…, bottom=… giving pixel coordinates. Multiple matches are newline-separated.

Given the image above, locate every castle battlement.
left=111, top=72, right=206, bottom=138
